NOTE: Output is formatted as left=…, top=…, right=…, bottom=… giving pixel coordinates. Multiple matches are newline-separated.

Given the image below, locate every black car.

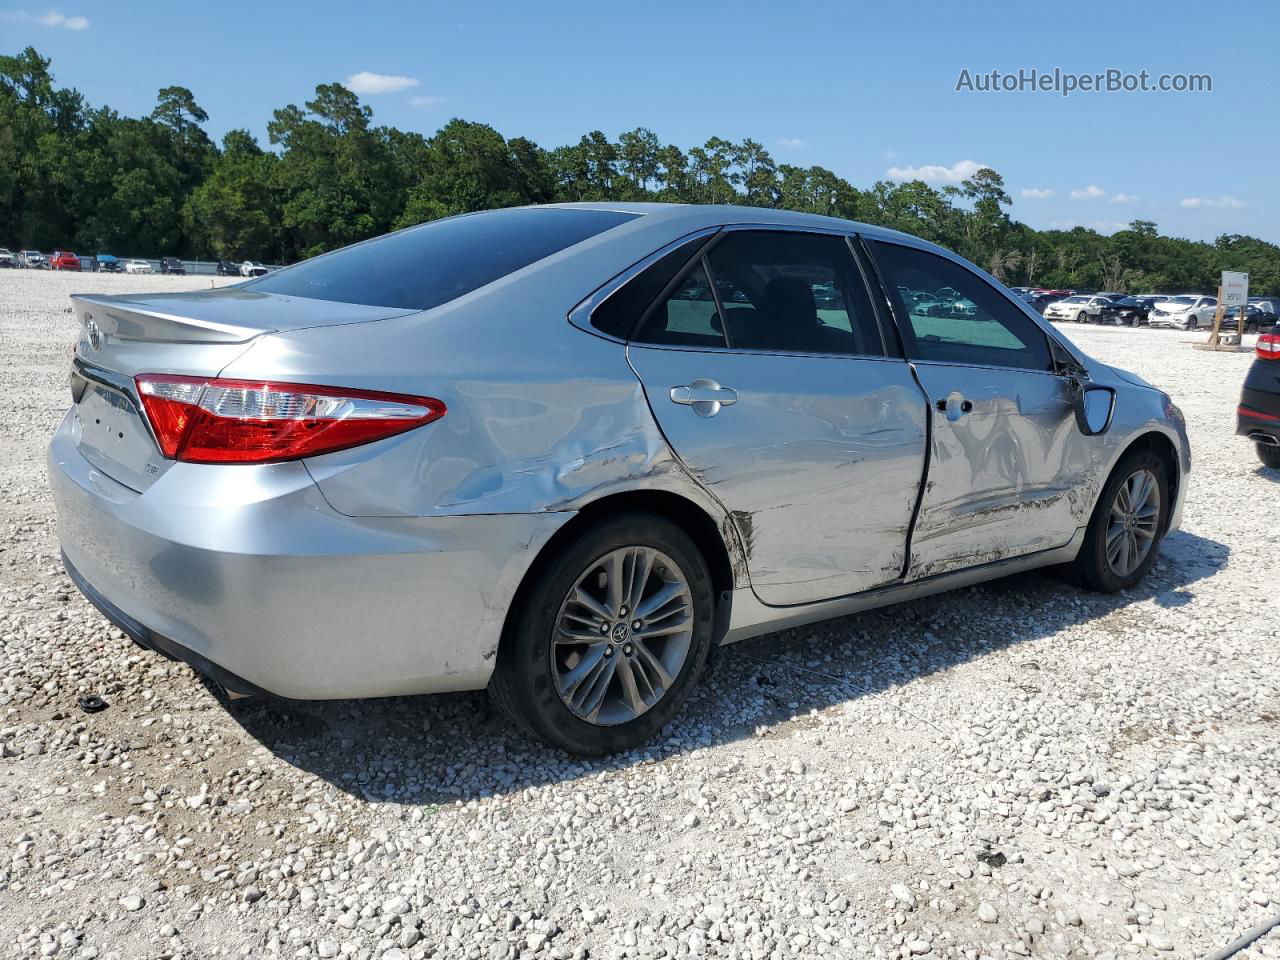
left=160, top=256, right=185, bottom=275
left=1220, top=304, right=1274, bottom=334
left=1238, top=332, right=1280, bottom=468
left=1107, top=296, right=1155, bottom=326
left=216, top=260, right=240, bottom=277
left=1019, top=292, right=1058, bottom=315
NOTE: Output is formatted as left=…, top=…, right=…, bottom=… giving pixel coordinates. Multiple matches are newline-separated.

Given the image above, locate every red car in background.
left=50, top=250, right=80, bottom=271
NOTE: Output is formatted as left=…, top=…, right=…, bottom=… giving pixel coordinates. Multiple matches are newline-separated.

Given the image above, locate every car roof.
left=529, top=201, right=945, bottom=250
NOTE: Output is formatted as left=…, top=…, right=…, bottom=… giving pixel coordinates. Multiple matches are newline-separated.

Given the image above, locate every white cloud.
left=1020, top=188, right=1054, bottom=199
left=885, top=160, right=989, bottom=183
left=1109, top=193, right=1140, bottom=204
left=1180, top=195, right=1246, bottom=209
left=775, top=138, right=805, bottom=149
left=1069, top=185, right=1106, bottom=200
left=1, top=10, right=89, bottom=28
left=342, top=71, right=419, bottom=95
left=408, top=95, right=447, bottom=108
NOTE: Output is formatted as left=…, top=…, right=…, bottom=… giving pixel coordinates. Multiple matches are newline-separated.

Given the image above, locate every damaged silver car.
left=49, top=203, right=1190, bottom=754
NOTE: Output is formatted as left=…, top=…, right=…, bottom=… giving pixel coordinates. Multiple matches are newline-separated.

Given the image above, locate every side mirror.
left=1074, top=384, right=1116, bottom=436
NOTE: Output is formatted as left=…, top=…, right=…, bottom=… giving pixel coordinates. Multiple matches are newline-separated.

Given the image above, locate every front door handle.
left=936, top=392, right=973, bottom=420
left=670, top=379, right=738, bottom=417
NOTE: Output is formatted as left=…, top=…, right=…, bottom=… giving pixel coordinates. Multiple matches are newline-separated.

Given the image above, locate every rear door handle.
left=670, top=378, right=738, bottom=417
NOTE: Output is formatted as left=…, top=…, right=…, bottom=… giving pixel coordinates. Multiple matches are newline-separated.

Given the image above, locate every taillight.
left=135, top=375, right=445, bottom=464
left=1257, top=333, right=1280, bottom=360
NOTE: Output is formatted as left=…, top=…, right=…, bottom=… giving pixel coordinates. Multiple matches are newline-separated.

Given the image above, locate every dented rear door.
left=629, top=345, right=927, bottom=606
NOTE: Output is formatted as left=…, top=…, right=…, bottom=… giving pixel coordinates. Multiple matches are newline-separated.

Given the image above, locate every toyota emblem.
left=86, top=318, right=102, bottom=351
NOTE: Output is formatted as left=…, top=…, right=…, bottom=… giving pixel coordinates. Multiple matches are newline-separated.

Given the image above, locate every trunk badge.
left=86, top=318, right=102, bottom=351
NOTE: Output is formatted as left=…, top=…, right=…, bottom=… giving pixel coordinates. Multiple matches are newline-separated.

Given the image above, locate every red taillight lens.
left=1257, top=333, right=1280, bottom=360
left=135, top=375, right=445, bottom=464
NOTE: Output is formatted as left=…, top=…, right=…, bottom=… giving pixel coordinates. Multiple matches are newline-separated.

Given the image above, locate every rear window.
left=245, top=207, right=640, bottom=310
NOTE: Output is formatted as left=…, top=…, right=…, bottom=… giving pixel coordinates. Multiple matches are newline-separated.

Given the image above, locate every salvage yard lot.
left=1, top=270, right=1277, bottom=960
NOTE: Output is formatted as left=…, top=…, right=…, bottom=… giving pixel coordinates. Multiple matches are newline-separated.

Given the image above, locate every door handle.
left=670, top=379, right=738, bottom=417
left=936, top=393, right=973, bottom=419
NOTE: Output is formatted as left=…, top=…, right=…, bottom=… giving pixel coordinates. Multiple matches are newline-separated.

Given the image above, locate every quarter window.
left=590, top=234, right=713, bottom=339
left=869, top=241, right=1052, bottom=371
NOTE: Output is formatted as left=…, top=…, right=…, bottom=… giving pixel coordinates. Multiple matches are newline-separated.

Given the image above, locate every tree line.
left=3, top=46, right=1276, bottom=294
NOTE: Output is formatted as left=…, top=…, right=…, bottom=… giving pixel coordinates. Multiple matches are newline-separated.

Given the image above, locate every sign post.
left=1223, top=271, right=1249, bottom=343
left=1205, top=271, right=1248, bottom=349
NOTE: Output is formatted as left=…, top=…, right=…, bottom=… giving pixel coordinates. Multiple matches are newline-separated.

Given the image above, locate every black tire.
left=1073, top=448, right=1170, bottom=592
left=1258, top=443, right=1280, bottom=469
left=489, top=510, right=715, bottom=755
left=1186, top=317, right=1198, bottom=330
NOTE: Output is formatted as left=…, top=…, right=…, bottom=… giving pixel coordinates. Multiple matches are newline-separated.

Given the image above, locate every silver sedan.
left=49, top=204, right=1190, bottom=754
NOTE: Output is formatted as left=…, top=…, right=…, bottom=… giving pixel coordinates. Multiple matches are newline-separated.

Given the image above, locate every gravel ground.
left=1, top=270, right=1277, bottom=960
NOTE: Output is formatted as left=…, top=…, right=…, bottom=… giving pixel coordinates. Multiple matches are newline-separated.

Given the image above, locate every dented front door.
left=627, top=346, right=927, bottom=605
left=906, top=363, right=1084, bottom=579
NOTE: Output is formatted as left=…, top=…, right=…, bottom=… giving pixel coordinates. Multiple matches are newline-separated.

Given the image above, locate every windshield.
left=246, top=207, right=640, bottom=310
left=1062, top=296, right=1088, bottom=303
left=1166, top=296, right=1196, bottom=305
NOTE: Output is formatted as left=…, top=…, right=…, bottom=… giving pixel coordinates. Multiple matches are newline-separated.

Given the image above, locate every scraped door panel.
left=908, top=364, right=1084, bottom=579
left=628, top=346, right=927, bottom=605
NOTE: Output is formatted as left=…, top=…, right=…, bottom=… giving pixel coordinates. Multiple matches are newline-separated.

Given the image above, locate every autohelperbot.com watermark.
left=955, top=68, right=1212, bottom=97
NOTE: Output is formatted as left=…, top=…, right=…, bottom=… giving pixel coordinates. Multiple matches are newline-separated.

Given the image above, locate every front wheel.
left=489, top=511, right=715, bottom=755
left=1258, top=443, right=1280, bottom=469
left=1073, top=450, right=1170, bottom=592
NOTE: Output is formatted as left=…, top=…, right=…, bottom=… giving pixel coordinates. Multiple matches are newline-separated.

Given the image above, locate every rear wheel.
left=1073, top=449, right=1169, bottom=592
left=1258, top=443, right=1280, bottom=469
left=489, top=511, right=715, bottom=755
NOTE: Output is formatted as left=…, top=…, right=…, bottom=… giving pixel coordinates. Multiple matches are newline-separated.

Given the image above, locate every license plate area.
left=75, top=383, right=167, bottom=491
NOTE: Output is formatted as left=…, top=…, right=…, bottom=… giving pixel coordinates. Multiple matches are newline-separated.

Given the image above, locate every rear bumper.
left=1238, top=394, right=1280, bottom=445
left=48, top=411, right=570, bottom=699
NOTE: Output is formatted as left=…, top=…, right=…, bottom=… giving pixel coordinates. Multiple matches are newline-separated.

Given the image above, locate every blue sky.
left=4, top=0, right=1278, bottom=243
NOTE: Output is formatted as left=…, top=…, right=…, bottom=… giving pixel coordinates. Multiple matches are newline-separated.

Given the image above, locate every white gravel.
left=1, top=270, right=1278, bottom=960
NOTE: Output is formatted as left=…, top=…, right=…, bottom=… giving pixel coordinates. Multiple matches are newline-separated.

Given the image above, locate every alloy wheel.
left=551, top=546, right=694, bottom=725
left=1105, top=469, right=1161, bottom=577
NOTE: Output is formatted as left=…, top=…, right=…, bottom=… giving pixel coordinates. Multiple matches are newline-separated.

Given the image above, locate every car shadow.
left=221, top=528, right=1228, bottom=805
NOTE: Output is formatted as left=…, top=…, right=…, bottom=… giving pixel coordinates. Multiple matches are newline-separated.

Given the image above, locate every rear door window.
left=634, top=261, right=727, bottom=348
left=630, top=230, right=884, bottom=357
left=705, top=231, right=883, bottom=356
left=246, top=207, right=640, bottom=310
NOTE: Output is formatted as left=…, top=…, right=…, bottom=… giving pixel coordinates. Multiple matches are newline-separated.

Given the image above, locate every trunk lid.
left=67, top=289, right=414, bottom=492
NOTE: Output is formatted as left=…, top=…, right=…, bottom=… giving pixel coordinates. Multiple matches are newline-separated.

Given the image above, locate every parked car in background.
left=1237, top=331, right=1280, bottom=468
left=1021, top=292, right=1059, bottom=315
left=50, top=250, right=81, bottom=271
left=1218, top=304, right=1272, bottom=334
left=19, top=250, right=49, bottom=269
left=216, top=260, right=241, bottom=277
left=239, top=260, right=269, bottom=277
left=76, top=254, right=96, bottom=272
left=49, top=203, right=1190, bottom=755
left=124, top=259, right=153, bottom=274
left=1044, top=295, right=1112, bottom=323
left=1148, top=295, right=1217, bottom=330
left=0, top=248, right=14, bottom=268
left=160, top=256, right=185, bottom=275
left=1249, top=297, right=1279, bottom=318
left=1107, top=296, right=1155, bottom=326
left=95, top=254, right=121, bottom=273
